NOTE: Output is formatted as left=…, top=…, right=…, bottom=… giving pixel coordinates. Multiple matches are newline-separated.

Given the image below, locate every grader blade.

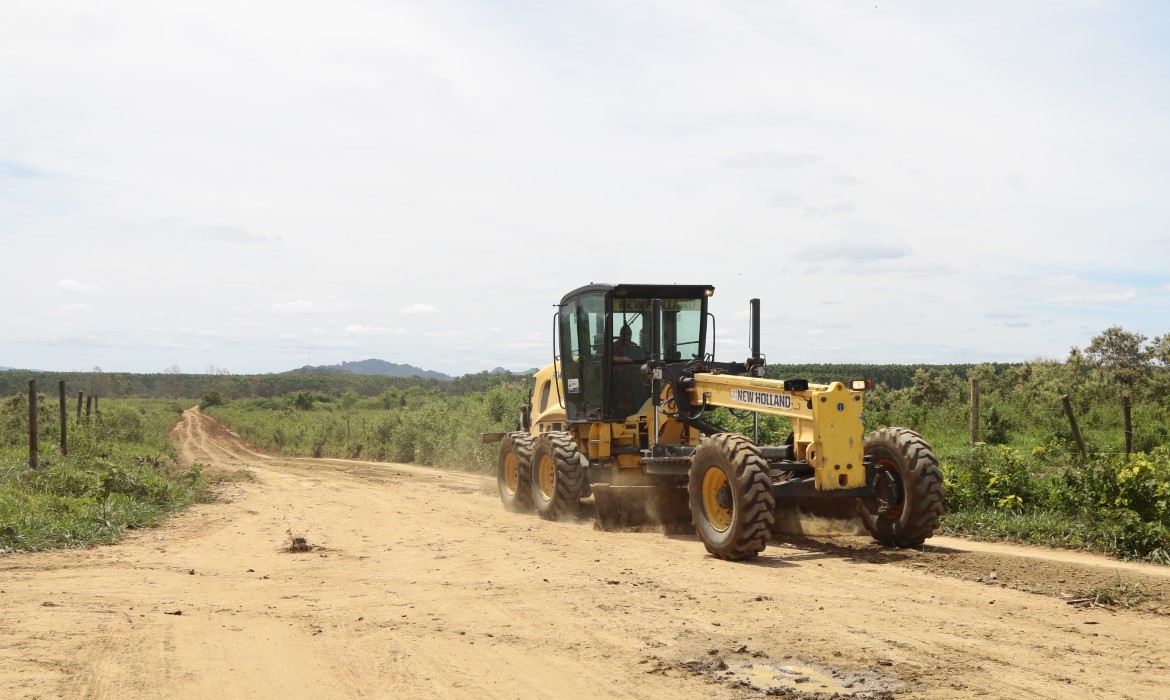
left=592, top=485, right=693, bottom=534
left=770, top=495, right=867, bottom=538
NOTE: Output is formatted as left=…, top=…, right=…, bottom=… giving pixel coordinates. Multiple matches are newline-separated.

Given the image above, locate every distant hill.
left=491, top=366, right=539, bottom=376
left=285, top=358, right=451, bottom=381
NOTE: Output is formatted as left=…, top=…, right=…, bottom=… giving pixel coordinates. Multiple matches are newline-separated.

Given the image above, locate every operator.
left=612, top=325, right=644, bottom=363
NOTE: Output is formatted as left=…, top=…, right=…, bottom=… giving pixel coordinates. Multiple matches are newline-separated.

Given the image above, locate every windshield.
left=612, top=297, right=704, bottom=362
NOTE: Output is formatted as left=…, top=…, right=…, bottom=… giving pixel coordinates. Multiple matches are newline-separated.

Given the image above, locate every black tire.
left=497, top=432, right=534, bottom=513
left=531, top=432, right=588, bottom=521
left=857, top=427, right=945, bottom=547
left=688, top=433, right=775, bottom=560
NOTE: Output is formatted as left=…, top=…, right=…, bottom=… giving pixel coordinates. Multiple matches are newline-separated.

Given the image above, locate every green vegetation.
left=848, top=326, right=1170, bottom=563
left=0, top=366, right=526, bottom=402
left=204, top=382, right=529, bottom=469
left=0, top=397, right=207, bottom=552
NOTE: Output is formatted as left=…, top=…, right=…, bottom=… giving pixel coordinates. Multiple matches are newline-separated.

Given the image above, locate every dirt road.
left=3, top=409, right=1170, bottom=699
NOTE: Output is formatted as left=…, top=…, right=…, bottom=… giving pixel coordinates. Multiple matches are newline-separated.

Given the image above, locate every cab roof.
left=559, top=283, right=715, bottom=306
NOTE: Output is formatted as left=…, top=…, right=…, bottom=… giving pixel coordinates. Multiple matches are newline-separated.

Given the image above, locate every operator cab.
left=557, top=283, right=713, bottom=422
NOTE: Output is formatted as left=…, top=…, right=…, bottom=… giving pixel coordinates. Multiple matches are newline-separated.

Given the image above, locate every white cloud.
left=53, top=302, right=91, bottom=314
left=57, top=279, right=100, bottom=293
left=985, top=311, right=1033, bottom=328
left=828, top=174, right=863, bottom=186
left=176, top=327, right=227, bottom=337
left=768, top=193, right=804, bottom=209
left=424, top=329, right=472, bottom=339
left=271, top=300, right=351, bottom=315
left=1030, top=276, right=1137, bottom=304
left=229, top=302, right=265, bottom=313
left=273, top=336, right=359, bottom=350
left=804, top=201, right=856, bottom=218
left=191, top=224, right=282, bottom=245
left=724, top=151, right=819, bottom=170
left=794, top=238, right=912, bottom=263
left=346, top=324, right=407, bottom=335
left=402, top=303, right=441, bottom=315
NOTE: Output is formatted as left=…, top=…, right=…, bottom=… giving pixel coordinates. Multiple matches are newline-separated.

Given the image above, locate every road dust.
left=774, top=511, right=868, bottom=537
left=773, top=495, right=868, bottom=537
left=3, top=408, right=1170, bottom=699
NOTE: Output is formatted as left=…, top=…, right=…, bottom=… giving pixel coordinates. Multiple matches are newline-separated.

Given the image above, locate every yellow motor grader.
left=484, top=283, right=943, bottom=560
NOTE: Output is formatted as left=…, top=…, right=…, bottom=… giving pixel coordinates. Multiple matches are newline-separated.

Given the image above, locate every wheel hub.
left=874, top=463, right=904, bottom=517
left=700, top=467, right=734, bottom=533
left=503, top=453, right=518, bottom=495
left=538, top=454, right=556, bottom=501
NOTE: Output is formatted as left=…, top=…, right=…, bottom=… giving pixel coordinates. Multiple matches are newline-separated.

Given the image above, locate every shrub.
left=200, top=389, right=224, bottom=409
left=941, top=444, right=1036, bottom=512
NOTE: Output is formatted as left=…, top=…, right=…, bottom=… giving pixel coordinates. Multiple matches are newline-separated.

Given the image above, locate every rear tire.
left=857, top=427, right=945, bottom=547
left=497, top=432, right=534, bottom=513
left=531, top=432, right=588, bottom=521
left=688, top=433, right=775, bottom=560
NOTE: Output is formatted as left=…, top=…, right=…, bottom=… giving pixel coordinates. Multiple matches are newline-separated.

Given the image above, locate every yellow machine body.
left=526, top=363, right=865, bottom=491
left=682, top=374, right=866, bottom=490
left=488, top=282, right=944, bottom=558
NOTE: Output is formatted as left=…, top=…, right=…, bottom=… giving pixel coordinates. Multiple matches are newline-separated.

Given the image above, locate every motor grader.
left=483, top=283, right=944, bottom=560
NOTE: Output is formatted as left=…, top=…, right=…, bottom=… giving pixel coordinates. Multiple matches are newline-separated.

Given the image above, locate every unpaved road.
left=4, top=410, right=1170, bottom=699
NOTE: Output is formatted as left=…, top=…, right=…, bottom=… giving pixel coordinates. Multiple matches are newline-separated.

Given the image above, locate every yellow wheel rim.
left=503, top=452, right=518, bottom=496
left=538, top=454, right=556, bottom=501
left=701, top=467, right=733, bottom=532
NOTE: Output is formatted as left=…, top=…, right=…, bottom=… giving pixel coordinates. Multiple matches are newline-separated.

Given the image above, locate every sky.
left=1, top=0, right=1168, bottom=376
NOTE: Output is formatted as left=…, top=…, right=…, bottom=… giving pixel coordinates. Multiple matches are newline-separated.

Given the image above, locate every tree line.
left=0, top=367, right=530, bottom=402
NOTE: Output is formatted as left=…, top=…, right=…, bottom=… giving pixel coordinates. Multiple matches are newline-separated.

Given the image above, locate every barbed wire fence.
left=968, top=379, right=1168, bottom=460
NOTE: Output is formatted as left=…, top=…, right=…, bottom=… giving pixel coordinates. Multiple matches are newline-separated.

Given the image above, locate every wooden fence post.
left=59, top=380, right=67, bottom=457
left=86, top=395, right=92, bottom=419
left=1122, top=390, right=1133, bottom=457
left=28, top=379, right=39, bottom=469
left=970, top=378, right=980, bottom=445
left=76, top=391, right=83, bottom=422
left=1061, top=394, right=1086, bottom=458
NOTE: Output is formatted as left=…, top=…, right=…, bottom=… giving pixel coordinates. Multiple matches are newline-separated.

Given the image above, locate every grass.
left=941, top=508, right=1108, bottom=551
left=204, top=382, right=529, bottom=472
left=1070, top=576, right=1150, bottom=609
left=0, top=399, right=208, bottom=553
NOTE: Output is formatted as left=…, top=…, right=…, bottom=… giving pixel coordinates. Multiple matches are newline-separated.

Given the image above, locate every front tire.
left=688, top=433, right=775, bottom=560
left=857, top=427, right=945, bottom=547
left=531, top=432, right=588, bottom=521
left=497, top=432, right=534, bottom=512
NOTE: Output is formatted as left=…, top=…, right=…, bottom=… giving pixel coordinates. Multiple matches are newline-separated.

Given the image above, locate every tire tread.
left=689, top=433, right=776, bottom=561
left=497, top=432, right=534, bottom=512
left=858, top=427, right=945, bottom=547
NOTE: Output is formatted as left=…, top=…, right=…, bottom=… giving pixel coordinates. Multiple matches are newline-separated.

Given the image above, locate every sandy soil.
left=3, top=409, right=1170, bottom=699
